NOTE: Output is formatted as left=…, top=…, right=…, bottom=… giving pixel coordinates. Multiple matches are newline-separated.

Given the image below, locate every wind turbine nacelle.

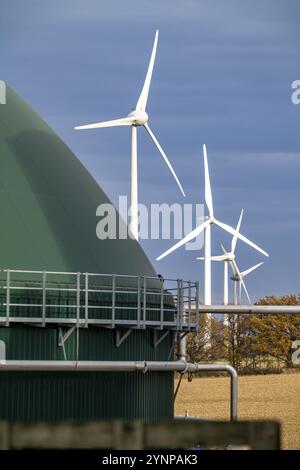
left=127, top=110, right=148, bottom=126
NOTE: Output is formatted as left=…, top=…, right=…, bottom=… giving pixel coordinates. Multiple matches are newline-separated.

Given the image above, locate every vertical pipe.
left=193, top=363, right=238, bottom=422
left=179, top=333, right=186, bottom=362
left=223, top=262, right=228, bottom=306
left=230, top=367, right=238, bottom=421
left=130, top=126, right=138, bottom=240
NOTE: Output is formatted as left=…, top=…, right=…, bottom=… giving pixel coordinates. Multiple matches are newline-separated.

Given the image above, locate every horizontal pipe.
left=199, top=305, right=300, bottom=315
left=0, top=360, right=186, bottom=372
left=0, top=360, right=238, bottom=421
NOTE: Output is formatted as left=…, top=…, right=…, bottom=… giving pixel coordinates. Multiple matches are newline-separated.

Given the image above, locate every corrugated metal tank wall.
left=0, top=326, right=174, bottom=421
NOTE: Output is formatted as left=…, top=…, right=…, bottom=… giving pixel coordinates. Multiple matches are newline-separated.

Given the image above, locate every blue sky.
left=1, top=0, right=300, bottom=302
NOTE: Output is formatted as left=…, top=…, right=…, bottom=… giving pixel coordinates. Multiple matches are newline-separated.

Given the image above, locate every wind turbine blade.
left=203, top=144, right=214, bottom=218
left=196, top=255, right=227, bottom=261
left=211, top=255, right=228, bottom=261
left=241, top=262, right=264, bottom=278
left=75, top=117, right=134, bottom=130
left=229, top=260, right=238, bottom=278
left=232, top=259, right=251, bottom=304
left=231, top=209, right=244, bottom=254
left=214, top=219, right=269, bottom=257
left=144, top=123, right=186, bottom=197
left=135, top=30, right=159, bottom=111
left=220, top=244, right=227, bottom=254
left=157, top=219, right=210, bottom=261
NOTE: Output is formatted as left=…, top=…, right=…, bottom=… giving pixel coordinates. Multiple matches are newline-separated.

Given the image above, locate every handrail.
left=0, top=269, right=199, bottom=331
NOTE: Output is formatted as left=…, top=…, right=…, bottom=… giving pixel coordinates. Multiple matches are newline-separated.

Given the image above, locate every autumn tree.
left=186, top=314, right=225, bottom=362
left=225, top=314, right=250, bottom=370
left=247, top=294, right=300, bottom=368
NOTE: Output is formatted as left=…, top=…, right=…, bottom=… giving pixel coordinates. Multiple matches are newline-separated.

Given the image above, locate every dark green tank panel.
left=0, top=85, right=155, bottom=277
left=0, top=86, right=174, bottom=421
left=0, top=325, right=172, bottom=362
left=0, top=371, right=173, bottom=421
left=0, top=326, right=174, bottom=421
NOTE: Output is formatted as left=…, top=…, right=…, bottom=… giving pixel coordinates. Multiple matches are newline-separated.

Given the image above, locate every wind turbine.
left=75, top=30, right=185, bottom=240
left=231, top=261, right=264, bottom=305
left=225, top=261, right=264, bottom=338
left=196, top=209, right=264, bottom=306
left=157, top=144, right=269, bottom=306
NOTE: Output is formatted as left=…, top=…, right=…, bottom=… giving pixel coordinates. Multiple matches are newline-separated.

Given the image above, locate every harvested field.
left=175, top=373, right=300, bottom=449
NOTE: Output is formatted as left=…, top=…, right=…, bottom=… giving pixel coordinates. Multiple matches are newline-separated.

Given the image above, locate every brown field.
left=175, top=373, right=300, bottom=449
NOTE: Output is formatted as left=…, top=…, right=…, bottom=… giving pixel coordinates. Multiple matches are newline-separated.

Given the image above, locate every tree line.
left=186, top=294, right=300, bottom=373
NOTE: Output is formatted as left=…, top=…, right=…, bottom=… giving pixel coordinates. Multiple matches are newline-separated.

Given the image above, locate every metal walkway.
left=0, top=269, right=199, bottom=332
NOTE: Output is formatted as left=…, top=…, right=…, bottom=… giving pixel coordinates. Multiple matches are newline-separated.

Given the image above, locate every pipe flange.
left=180, top=360, right=189, bottom=374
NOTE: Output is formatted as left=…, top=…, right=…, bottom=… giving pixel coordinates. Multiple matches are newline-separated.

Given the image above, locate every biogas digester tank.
left=0, top=86, right=174, bottom=421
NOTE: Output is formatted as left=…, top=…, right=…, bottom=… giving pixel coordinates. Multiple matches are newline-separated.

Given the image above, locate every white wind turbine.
left=75, top=30, right=185, bottom=240
left=230, top=261, right=264, bottom=306
left=224, top=260, right=264, bottom=333
left=157, top=144, right=269, bottom=306
left=196, top=209, right=264, bottom=306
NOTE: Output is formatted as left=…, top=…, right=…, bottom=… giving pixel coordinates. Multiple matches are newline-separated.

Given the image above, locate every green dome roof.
left=0, top=85, right=156, bottom=276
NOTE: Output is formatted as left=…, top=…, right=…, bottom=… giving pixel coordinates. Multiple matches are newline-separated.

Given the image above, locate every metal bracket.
left=58, top=326, right=76, bottom=347
left=153, top=330, right=170, bottom=349
left=115, top=328, right=132, bottom=348
left=58, top=326, right=79, bottom=361
left=168, top=331, right=177, bottom=360
left=178, top=331, right=189, bottom=341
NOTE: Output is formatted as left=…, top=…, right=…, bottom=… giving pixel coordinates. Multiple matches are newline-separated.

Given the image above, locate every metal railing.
left=0, top=269, right=199, bottom=331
